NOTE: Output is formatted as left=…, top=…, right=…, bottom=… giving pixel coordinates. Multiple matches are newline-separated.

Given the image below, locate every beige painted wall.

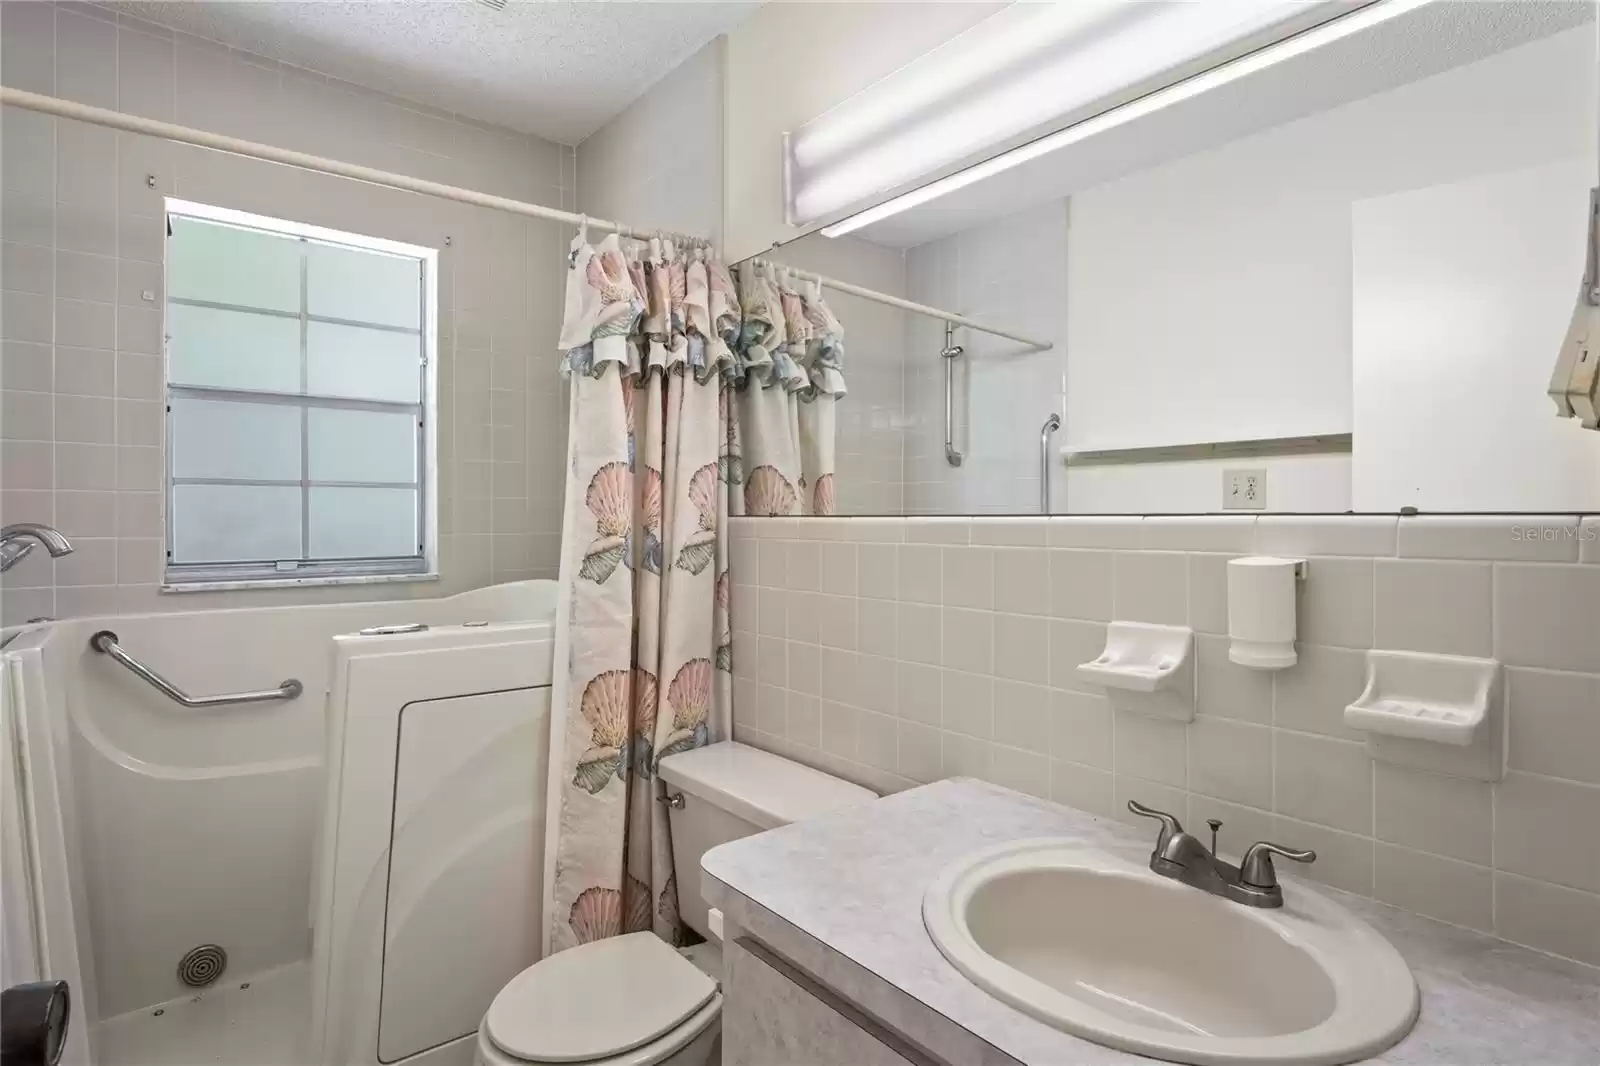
left=577, top=38, right=724, bottom=246
left=722, top=0, right=1003, bottom=262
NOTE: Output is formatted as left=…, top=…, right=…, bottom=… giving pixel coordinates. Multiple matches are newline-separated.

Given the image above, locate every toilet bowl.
left=473, top=742, right=875, bottom=1066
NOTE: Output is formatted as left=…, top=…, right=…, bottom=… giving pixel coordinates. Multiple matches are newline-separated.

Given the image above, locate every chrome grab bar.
left=1040, top=413, right=1061, bottom=513
left=89, top=630, right=303, bottom=707
left=942, top=322, right=964, bottom=467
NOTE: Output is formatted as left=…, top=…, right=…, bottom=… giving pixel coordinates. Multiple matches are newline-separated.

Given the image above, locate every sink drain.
left=177, top=944, right=227, bottom=988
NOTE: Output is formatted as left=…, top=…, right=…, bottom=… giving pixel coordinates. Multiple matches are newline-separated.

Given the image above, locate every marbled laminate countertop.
left=702, top=779, right=1600, bottom=1066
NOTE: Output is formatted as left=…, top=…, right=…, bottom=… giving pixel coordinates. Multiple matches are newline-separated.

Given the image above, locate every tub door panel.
left=377, top=687, right=548, bottom=1063
left=309, top=622, right=553, bottom=1066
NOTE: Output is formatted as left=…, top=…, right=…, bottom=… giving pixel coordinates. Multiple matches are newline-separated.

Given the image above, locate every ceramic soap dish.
left=1077, top=622, right=1193, bottom=693
left=1344, top=650, right=1500, bottom=747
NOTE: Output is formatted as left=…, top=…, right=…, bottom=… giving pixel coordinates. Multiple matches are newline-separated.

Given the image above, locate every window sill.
left=161, top=572, right=440, bottom=594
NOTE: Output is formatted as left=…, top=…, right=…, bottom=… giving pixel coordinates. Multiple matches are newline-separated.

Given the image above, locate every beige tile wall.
left=730, top=512, right=1600, bottom=967
left=0, top=2, right=574, bottom=623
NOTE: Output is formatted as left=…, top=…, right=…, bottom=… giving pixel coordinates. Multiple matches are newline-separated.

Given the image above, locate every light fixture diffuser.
left=818, top=0, right=1437, bottom=238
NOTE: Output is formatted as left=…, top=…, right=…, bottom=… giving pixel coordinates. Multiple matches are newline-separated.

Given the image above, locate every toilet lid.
left=485, top=932, right=718, bottom=1063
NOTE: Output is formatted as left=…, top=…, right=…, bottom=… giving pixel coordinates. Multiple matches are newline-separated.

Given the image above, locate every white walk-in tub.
left=1, top=580, right=556, bottom=1066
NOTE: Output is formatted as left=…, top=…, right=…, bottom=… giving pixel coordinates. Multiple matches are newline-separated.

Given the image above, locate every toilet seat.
left=483, top=932, right=719, bottom=1065
left=476, top=996, right=721, bottom=1066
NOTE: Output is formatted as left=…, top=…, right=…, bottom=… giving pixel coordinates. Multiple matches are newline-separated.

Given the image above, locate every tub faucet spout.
left=0, top=523, right=75, bottom=573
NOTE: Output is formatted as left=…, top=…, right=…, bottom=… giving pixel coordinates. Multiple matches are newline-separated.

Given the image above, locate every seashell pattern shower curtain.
left=544, top=235, right=849, bottom=957
left=544, top=232, right=740, bottom=954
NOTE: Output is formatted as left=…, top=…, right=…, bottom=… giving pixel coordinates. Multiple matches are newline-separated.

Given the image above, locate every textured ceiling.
left=110, top=0, right=759, bottom=144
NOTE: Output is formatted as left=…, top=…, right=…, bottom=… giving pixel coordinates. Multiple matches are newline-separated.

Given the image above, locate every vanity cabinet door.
left=723, top=938, right=928, bottom=1066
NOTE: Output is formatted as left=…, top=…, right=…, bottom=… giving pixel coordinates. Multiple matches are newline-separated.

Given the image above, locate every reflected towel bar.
left=89, top=630, right=303, bottom=707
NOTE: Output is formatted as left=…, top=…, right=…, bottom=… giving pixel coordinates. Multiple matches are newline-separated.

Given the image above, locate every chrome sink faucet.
left=1128, top=800, right=1315, bottom=909
left=0, top=523, right=75, bottom=573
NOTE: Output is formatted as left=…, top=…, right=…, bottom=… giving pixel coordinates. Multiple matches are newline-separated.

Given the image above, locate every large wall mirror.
left=736, top=0, right=1600, bottom=517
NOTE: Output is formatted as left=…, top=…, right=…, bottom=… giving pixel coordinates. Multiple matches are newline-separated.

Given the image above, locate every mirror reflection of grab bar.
left=1040, top=413, right=1061, bottom=513
left=942, top=322, right=964, bottom=467
left=89, top=630, right=303, bottom=707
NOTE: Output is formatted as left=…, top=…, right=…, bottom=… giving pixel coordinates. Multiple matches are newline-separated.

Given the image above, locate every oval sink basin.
left=924, top=840, right=1417, bottom=1065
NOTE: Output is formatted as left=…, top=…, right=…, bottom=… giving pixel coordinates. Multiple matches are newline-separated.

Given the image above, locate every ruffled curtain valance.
left=728, top=260, right=848, bottom=516
left=729, top=260, right=848, bottom=403
left=557, top=241, right=847, bottom=407
left=557, top=234, right=741, bottom=387
left=559, top=242, right=849, bottom=518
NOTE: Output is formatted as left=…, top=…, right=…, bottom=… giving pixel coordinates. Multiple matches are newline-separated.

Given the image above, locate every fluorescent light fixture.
left=792, top=2, right=1128, bottom=174
left=821, top=0, right=1437, bottom=238
left=796, top=1, right=1309, bottom=224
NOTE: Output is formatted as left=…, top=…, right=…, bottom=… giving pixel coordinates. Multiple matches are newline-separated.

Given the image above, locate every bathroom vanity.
left=704, top=779, right=1600, bottom=1066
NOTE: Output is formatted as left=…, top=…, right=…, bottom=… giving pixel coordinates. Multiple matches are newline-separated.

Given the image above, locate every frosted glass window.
left=307, top=321, right=421, bottom=403
left=165, top=202, right=432, bottom=584
left=171, top=398, right=302, bottom=481
left=167, top=304, right=302, bottom=393
left=307, top=242, right=421, bottom=328
left=309, top=488, right=418, bottom=559
left=307, top=409, right=417, bottom=483
left=172, top=485, right=302, bottom=563
left=168, top=216, right=302, bottom=311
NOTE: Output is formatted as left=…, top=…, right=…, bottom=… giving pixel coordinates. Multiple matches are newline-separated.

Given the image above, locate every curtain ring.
left=568, top=214, right=589, bottom=268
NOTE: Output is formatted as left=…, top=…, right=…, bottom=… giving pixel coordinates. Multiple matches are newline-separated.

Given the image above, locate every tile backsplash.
left=729, top=513, right=1600, bottom=968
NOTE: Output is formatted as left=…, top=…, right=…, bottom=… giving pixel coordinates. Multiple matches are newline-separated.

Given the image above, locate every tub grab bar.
left=89, top=630, right=303, bottom=707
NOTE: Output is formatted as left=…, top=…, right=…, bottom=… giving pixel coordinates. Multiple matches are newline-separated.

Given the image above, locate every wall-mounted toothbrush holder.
left=1078, top=621, right=1194, bottom=721
left=1228, top=556, right=1306, bottom=670
left=1343, top=650, right=1504, bottom=781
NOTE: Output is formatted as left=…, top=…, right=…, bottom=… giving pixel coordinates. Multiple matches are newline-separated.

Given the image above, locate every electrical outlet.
left=1224, top=468, right=1266, bottom=510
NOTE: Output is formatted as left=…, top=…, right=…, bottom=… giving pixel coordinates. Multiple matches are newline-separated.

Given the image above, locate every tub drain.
left=177, top=944, right=227, bottom=988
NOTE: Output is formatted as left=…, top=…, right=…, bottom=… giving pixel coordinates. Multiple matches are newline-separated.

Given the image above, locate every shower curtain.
left=734, top=261, right=848, bottom=516
left=543, top=239, right=848, bottom=956
left=543, top=232, right=739, bottom=953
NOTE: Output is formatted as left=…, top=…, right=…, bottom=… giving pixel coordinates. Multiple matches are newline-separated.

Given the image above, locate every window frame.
left=160, top=199, right=440, bottom=592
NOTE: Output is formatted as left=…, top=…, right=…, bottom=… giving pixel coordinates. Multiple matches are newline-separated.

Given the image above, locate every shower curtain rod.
left=754, top=259, right=1052, bottom=351
left=1, top=87, right=1052, bottom=351
left=0, top=87, right=663, bottom=239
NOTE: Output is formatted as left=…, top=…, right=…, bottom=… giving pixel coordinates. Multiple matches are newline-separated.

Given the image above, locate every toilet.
left=474, top=741, right=876, bottom=1066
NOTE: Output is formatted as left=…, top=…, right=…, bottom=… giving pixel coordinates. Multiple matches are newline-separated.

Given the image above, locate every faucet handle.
left=1127, top=800, right=1184, bottom=850
left=1240, top=841, right=1317, bottom=889
left=0, top=540, right=36, bottom=571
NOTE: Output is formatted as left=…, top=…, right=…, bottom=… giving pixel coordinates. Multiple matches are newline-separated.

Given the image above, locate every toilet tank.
left=656, top=742, right=874, bottom=941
